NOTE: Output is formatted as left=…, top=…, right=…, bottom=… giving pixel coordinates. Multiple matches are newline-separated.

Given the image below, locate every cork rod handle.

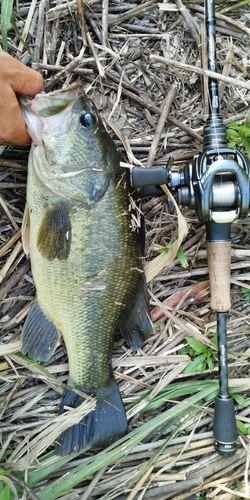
left=207, top=240, right=231, bottom=312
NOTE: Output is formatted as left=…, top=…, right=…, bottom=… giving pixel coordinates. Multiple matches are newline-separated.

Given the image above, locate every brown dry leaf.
left=145, top=184, right=189, bottom=282
left=151, top=280, right=210, bottom=322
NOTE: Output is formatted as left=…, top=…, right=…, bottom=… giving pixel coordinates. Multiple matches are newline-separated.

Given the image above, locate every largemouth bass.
left=20, top=83, right=152, bottom=455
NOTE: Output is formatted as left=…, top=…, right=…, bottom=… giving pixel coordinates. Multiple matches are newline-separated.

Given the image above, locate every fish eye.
left=80, top=112, right=93, bottom=128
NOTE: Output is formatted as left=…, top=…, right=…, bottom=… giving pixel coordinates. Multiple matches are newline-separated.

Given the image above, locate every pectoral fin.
left=37, top=201, right=71, bottom=260
left=21, top=299, right=61, bottom=362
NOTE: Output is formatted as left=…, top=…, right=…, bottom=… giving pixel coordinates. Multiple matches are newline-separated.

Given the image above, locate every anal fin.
left=120, top=276, right=153, bottom=350
left=21, top=299, right=61, bottom=362
left=55, top=378, right=128, bottom=455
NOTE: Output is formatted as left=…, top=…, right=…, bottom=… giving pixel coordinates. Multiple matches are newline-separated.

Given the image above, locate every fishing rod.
left=129, top=0, right=250, bottom=456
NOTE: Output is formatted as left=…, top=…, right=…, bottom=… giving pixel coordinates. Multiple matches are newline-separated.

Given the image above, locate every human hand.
left=0, top=51, right=44, bottom=145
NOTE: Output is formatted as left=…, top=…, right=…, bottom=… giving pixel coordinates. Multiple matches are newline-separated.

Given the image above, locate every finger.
left=1, top=51, right=43, bottom=97
left=0, top=52, right=43, bottom=144
left=0, top=84, right=31, bottom=145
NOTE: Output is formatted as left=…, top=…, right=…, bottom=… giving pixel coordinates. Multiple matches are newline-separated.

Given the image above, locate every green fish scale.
left=28, top=168, right=141, bottom=393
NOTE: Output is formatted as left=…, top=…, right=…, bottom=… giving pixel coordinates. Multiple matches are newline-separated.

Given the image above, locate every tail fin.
left=55, top=378, right=128, bottom=455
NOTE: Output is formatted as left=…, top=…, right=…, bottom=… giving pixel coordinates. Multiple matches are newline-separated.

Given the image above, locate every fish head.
left=20, top=83, right=118, bottom=205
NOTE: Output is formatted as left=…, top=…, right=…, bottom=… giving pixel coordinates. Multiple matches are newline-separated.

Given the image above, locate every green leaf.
left=227, top=128, right=240, bottom=138
left=236, top=420, right=249, bottom=435
left=226, top=117, right=250, bottom=157
left=0, top=474, right=16, bottom=500
left=207, top=357, right=214, bottom=371
left=231, top=392, right=248, bottom=407
left=153, top=320, right=161, bottom=327
left=3, top=485, right=10, bottom=500
left=179, top=346, right=194, bottom=355
left=241, top=287, right=250, bottom=300
left=13, top=353, right=59, bottom=382
left=243, top=136, right=250, bottom=158
left=229, top=119, right=241, bottom=130
left=235, top=124, right=250, bottom=135
left=0, top=471, right=11, bottom=477
left=227, top=140, right=237, bottom=149
left=183, top=353, right=207, bottom=374
left=185, top=337, right=208, bottom=354
left=177, top=246, right=188, bottom=268
left=0, top=483, right=10, bottom=500
left=157, top=246, right=168, bottom=254
left=1, top=0, right=14, bottom=51
left=212, top=331, right=218, bottom=347
left=246, top=115, right=250, bottom=129
left=157, top=236, right=177, bottom=255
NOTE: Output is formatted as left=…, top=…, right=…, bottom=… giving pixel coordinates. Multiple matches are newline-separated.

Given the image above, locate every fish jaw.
left=19, top=82, right=82, bottom=145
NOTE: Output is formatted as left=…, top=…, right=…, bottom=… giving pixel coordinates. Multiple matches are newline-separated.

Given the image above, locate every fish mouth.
left=20, top=83, right=84, bottom=144
left=20, top=82, right=83, bottom=116
left=37, top=84, right=84, bottom=117
left=20, top=82, right=99, bottom=145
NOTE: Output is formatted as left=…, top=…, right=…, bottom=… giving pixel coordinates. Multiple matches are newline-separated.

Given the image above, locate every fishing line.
left=203, top=3, right=220, bottom=159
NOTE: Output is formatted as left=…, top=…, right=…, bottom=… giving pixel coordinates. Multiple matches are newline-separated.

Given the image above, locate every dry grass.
left=1, top=0, right=250, bottom=498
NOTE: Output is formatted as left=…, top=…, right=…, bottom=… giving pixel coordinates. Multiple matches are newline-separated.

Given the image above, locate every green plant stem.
left=1, top=0, right=14, bottom=51
left=126, top=407, right=201, bottom=491
left=7, top=470, right=40, bottom=500
left=219, top=0, right=250, bottom=13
